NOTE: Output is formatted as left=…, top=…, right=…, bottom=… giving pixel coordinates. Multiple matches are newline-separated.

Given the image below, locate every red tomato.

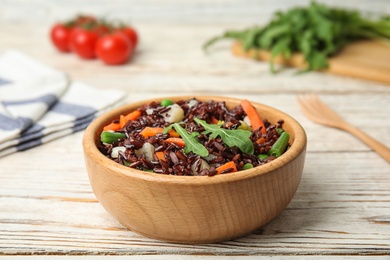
left=69, top=28, right=100, bottom=59
left=117, top=27, right=138, bottom=49
left=94, top=24, right=111, bottom=36
left=50, top=24, right=73, bottom=52
left=74, top=15, right=97, bottom=26
left=95, top=33, right=133, bottom=65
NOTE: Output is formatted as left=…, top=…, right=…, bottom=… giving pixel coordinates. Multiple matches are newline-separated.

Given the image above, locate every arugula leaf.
left=194, top=117, right=254, bottom=154
left=270, top=37, right=291, bottom=72
left=163, top=123, right=209, bottom=157
left=203, top=1, right=390, bottom=73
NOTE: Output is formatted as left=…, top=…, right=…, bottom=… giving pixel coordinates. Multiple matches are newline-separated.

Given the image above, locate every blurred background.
left=0, top=0, right=389, bottom=25
left=1, top=0, right=388, bottom=93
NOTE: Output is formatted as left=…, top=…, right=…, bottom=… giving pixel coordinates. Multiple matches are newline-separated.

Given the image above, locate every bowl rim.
left=83, top=95, right=307, bottom=186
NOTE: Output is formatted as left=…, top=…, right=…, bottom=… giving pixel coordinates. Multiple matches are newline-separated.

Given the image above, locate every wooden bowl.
left=82, top=96, right=307, bottom=243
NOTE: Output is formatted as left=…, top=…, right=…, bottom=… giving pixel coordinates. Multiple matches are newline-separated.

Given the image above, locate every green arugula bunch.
left=203, top=1, right=390, bottom=72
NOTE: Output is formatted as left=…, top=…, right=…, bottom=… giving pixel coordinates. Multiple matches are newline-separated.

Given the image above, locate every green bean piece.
left=100, top=131, right=126, bottom=144
left=276, top=128, right=284, bottom=135
left=258, top=154, right=269, bottom=160
left=242, top=163, right=254, bottom=170
left=161, top=99, right=173, bottom=107
left=267, top=132, right=290, bottom=157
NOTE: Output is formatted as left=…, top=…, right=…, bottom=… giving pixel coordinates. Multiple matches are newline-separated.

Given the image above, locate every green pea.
left=161, top=99, right=173, bottom=107
left=242, top=163, right=254, bottom=170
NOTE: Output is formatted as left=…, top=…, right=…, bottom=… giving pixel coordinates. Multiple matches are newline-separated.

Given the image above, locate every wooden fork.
left=297, top=94, right=390, bottom=163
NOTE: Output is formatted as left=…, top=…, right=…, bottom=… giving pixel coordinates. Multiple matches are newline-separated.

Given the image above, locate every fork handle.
left=343, top=124, right=390, bottom=163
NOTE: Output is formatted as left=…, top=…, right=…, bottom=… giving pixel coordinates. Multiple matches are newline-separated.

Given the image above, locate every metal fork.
left=297, top=94, right=390, bottom=163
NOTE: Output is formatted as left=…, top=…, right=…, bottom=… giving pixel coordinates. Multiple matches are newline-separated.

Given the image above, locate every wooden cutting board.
left=232, top=40, right=390, bottom=85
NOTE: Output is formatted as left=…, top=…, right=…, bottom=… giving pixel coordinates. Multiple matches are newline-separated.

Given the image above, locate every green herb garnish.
left=194, top=117, right=254, bottom=154
left=203, top=1, right=390, bottom=72
left=163, top=123, right=209, bottom=157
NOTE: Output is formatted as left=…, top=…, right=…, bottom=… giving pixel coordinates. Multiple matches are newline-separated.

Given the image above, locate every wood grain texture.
left=1, top=0, right=390, bottom=257
left=297, top=94, right=390, bottom=162
left=232, top=41, right=390, bottom=84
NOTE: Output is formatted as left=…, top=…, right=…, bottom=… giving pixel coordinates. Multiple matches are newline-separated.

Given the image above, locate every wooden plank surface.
left=232, top=40, right=390, bottom=84
left=0, top=0, right=390, bottom=257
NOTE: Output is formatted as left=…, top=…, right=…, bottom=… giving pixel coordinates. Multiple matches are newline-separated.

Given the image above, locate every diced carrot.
left=119, top=115, right=126, bottom=128
left=140, top=127, right=164, bottom=137
left=256, top=137, right=265, bottom=144
left=240, top=99, right=267, bottom=135
left=119, top=110, right=142, bottom=128
left=155, top=151, right=166, bottom=161
left=216, top=161, right=237, bottom=175
left=165, top=137, right=185, bottom=147
left=127, top=110, right=142, bottom=120
left=210, top=116, right=219, bottom=124
left=103, top=122, right=121, bottom=131
left=139, top=127, right=180, bottom=138
left=167, top=129, right=180, bottom=137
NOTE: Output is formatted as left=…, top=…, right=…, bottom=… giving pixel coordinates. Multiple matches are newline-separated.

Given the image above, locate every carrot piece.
left=140, top=127, right=180, bottom=138
left=119, top=110, right=141, bottom=128
left=103, top=122, right=121, bottom=131
left=119, top=115, right=126, bottom=128
left=140, top=127, right=164, bottom=137
left=167, top=129, right=180, bottom=137
left=256, top=137, right=265, bottom=144
left=155, top=151, right=166, bottom=161
left=240, top=99, right=267, bottom=135
left=216, top=161, right=237, bottom=175
left=165, top=137, right=185, bottom=147
left=126, top=110, right=141, bottom=120
left=210, top=116, right=219, bottom=124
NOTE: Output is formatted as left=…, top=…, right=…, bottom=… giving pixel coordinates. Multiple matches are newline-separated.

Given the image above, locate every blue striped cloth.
left=0, top=50, right=125, bottom=157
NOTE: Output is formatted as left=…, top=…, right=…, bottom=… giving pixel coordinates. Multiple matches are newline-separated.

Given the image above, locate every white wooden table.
left=1, top=0, right=389, bottom=258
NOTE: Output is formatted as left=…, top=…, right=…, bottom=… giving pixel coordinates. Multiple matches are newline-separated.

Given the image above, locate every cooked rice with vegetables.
left=99, top=98, right=290, bottom=176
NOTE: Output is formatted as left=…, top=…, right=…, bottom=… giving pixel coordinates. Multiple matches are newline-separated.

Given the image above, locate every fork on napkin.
left=0, top=50, right=125, bottom=157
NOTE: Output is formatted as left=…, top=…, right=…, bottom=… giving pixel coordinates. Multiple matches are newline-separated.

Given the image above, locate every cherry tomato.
left=69, top=28, right=100, bottom=59
left=94, top=24, right=111, bottom=36
left=95, top=32, right=133, bottom=65
left=50, top=24, right=73, bottom=52
left=74, top=15, right=97, bottom=26
left=117, top=27, right=138, bottom=49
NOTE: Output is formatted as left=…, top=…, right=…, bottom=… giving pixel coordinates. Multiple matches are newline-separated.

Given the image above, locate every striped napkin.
left=0, top=50, right=125, bottom=157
